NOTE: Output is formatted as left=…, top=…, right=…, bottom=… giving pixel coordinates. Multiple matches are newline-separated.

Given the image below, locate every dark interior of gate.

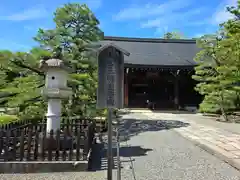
left=125, top=67, right=203, bottom=110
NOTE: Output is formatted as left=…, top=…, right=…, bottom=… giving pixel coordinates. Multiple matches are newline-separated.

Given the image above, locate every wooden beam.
left=124, top=68, right=129, bottom=107
left=171, top=70, right=180, bottom=110
left=125, top=65, right=194, bottom=71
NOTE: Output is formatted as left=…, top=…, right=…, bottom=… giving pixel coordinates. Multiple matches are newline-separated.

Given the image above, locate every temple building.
left=102, top=36, right=203, bottom=110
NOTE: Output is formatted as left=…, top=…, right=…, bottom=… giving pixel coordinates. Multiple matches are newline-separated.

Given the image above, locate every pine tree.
left=217, top=1, right=240, bottom=112
left=0, top=3, right=104, bottom=120
left=193, top=35, right=223, bottom=114
left=0, top=49, right=49, bottom=119
left=34, top=3, right=103, bottom=117
left=193, top=1, right=240, bottom=120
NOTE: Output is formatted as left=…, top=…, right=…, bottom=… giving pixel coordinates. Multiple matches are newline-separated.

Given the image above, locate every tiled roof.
left=101, top=36, right=200, bottom=67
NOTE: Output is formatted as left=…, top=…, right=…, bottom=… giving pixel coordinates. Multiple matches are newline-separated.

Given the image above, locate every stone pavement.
left=144, top=112, right=240, bottom=171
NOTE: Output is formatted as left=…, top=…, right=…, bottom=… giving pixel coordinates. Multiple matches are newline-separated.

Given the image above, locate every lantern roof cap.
left=39, top=58, right=72, bottom=72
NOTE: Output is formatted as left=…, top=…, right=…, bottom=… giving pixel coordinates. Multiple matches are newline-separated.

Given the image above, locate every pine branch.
left=11, top=60, right=44, bottom=76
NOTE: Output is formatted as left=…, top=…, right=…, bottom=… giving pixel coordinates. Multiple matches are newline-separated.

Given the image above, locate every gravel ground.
left=1, top=113, right=240, bottom=180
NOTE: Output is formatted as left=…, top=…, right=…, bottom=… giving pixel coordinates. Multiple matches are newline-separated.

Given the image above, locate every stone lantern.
left=39, top=58, right=72, bottom=133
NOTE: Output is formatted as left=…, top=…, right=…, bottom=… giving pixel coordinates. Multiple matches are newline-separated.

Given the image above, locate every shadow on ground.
left=89, top=118, right=189, bottom=171
left=115, top=118, right=190, bottom=142
left=89, top=143, right=152, bottom=171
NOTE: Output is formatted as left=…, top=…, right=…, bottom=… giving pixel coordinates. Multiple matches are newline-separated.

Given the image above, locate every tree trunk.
left=220, top=92, right=229, bottom=121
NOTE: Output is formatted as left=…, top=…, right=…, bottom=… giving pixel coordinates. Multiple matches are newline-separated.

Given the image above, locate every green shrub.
left=0, top=114, right=19, bottom=125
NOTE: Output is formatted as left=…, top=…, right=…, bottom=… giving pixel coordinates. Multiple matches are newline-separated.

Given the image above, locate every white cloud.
left=111, top=0, right=238, bottom=37
left=113, top=0, right=192, bottom=21
left=113, top=0, right=211, bottom=36
left=141, top=7, right=206, bottom=33
left=211, top=0, right=237, bottom=25
left=0, top=6, right=48, bottom=21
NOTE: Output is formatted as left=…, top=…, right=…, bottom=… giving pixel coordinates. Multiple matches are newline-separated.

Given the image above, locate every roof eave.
left=98, top=43, right=130, bottom=56
left=104, top=36, right=196, bottom=44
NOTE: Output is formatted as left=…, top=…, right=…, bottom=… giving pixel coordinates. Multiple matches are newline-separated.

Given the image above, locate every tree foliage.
left=0, top=3, right=104, bottom=120
left=163, top=31, right=185, bottom=39
left=0, top=49, right=49, bottom=120
left=193, top=1, right=240, bottom=119
left=34, top=3, right=104, bottom=117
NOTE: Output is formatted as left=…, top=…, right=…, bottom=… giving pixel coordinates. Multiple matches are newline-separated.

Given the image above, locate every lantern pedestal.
left=39, top=58, right=72, bottom=135
left=46, top=99, right=62, bottom=133
left=41, top=88, right=72, bottom=133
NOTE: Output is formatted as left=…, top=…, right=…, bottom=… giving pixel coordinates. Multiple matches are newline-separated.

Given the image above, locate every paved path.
left=1, top=112, right=240, bottom=179
left=144, top=112, right=240, bottom=171
left=177, top=113, right=240, bottom=134
left=91, top=112, right=240, bottom=179
left=128, top=109, right=240, bottom=134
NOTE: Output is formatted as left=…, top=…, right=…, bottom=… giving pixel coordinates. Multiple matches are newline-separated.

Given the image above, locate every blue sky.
left=0, top=0, right=237, bottom=51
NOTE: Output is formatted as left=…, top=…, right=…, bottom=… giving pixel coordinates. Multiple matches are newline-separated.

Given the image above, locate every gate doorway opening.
left=125, top=68, right=202, bottom=110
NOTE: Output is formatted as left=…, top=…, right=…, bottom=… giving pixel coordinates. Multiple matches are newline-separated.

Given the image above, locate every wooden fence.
left=0, top=117, right=107, bottom=135
left=0, top=117, right=101, bottom=162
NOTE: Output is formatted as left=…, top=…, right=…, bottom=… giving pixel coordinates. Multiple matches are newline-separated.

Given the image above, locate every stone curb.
left=174, top=130, right=240, bottom=171
left=128, top=109, right=153, bottom=113
left=0, top=161, right=89, bottom=173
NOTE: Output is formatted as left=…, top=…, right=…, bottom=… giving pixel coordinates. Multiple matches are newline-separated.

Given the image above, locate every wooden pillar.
left=124, top=68, right=129, bottom=107
left=174, top=75, right=179, bottom=109
left=172, top=70, right=180, bottom=110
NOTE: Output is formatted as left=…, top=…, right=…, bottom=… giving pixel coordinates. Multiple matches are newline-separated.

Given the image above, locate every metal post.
left=116, top=124, right=121, bottom=180
left=107, top=108, right=113, bottom=180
